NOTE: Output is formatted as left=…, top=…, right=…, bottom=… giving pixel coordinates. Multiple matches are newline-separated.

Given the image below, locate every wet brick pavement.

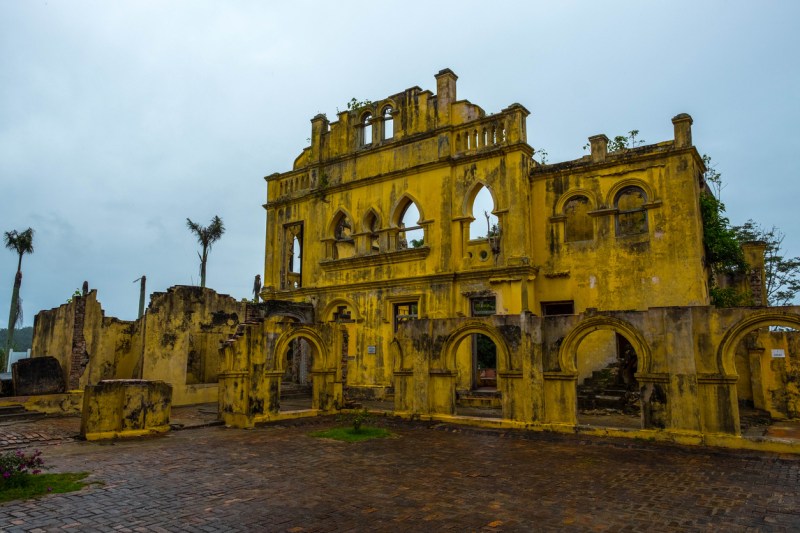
left=1, top=416, right=799, bottom=532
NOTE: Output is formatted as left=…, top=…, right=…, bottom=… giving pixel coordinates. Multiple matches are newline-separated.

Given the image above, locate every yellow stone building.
left=24, top=69, right=800, bottom=450
left=253, top=69, right=708, bottom=400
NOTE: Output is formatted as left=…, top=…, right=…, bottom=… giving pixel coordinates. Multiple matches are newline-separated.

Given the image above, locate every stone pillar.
left=672, top=113, right=693, bottom=148
left=588, top=134, right=609, bottom=163
left=435, top=68, right=458, bottom=125
left=742, top=241, right=768, bottom=306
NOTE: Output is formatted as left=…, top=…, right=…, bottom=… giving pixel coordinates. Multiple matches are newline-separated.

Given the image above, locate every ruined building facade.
left=28, top=70, right=800, bottom=445
left=215, top=69, right=800, bottom=439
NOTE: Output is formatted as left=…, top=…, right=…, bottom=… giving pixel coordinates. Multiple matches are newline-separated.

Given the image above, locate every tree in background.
left=3, top=228, right=34, bottom=371
left=186, top=216, right=225, bottom=288
left=734, top=221, right=800, bottom=306
left=700, top=156, right=800, bottom=307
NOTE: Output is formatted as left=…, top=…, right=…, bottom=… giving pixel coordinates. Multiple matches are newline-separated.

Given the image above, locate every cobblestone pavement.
left=1, top=417, right=800, bottom=532
left=0, top=416, right=79, bottom=451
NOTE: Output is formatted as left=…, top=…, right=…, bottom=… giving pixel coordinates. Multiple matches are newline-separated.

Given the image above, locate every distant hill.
left=0, top=327, right=33, bottom=351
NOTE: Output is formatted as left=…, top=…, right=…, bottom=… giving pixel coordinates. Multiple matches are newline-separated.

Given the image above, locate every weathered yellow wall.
left=531, top=137, right=709, bottom=313
left=259, top=70, right=710, bottom=401
left=80, top=380, right=172, bottom=441
left=32, top=286, right=245, bottom=406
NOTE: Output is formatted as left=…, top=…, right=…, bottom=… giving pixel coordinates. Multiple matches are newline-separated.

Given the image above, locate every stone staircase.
left=280, top=382, right=312, bottom=399
left=578, top=364, right=639, bottom=414
left=220, top=303, right=265, bottom=351
left=457, top=388, right=501, bottom=408
left=0, top=404, right=44, bottom=422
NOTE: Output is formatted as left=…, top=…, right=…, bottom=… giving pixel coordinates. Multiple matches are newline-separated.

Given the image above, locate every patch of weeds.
left=0, top=449, right=91, bottom=503
left=0, top=472, right=90, bottom=503
left=310, top=426, right=393, bottom=442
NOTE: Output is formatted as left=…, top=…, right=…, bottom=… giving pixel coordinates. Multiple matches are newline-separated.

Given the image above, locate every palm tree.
left=186, top=216, right=225, bottom=288
left=3, top=228, right=34, bottom=372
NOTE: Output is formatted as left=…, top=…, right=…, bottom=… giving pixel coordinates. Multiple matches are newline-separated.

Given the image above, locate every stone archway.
left=273, top=326, right=337, bottom=412
left=441, top=321, right=513, bottom=419
left=558, top=316, right=653, bottom=429
left=716, top=309, right=800, bottom=433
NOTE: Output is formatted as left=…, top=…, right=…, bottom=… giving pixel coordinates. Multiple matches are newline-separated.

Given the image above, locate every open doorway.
left=733, top=325, right=800, bottom=437
left=280, top=337, right=314, bottom=411
left=576, top=331, right=642, bottom=429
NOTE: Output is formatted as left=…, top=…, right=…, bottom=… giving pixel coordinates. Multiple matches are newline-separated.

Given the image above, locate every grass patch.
left=0, top=472, right=90, bottom=503
left=310, top=426, right=393, bottom=442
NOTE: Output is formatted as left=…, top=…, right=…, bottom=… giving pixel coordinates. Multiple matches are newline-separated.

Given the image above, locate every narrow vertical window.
left=382, top=106, right=394, bottom=140
left=362, top=113, right=373, bottom=146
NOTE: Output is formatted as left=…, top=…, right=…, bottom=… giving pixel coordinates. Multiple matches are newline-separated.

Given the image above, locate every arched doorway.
left=281, top=337, right=314, bottom=411
left=574, top=330, right=642, bottom=429
left=560, top=317, right=650, bottom=430
left=448, top=324, right=507, bottom=419
left=273, top=327, right=331, bottom=413
left=721, top=313, right=800, bottom=437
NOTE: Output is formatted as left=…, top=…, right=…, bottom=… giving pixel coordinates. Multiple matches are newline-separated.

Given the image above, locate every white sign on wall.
left=772, top=349, right=786, bottom=358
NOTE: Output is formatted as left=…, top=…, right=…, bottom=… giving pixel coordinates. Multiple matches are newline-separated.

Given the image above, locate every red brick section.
left=1, top=418, right=799, bottom=530
left=68, top=296, right=88, bottom=390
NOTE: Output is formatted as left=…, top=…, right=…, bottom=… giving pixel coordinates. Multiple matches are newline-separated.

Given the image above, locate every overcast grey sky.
left=2, top=1, right=799, bottom=326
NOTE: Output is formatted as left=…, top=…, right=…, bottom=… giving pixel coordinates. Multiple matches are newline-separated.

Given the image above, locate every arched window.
left=469, top=185, right=498, bottom=240
left=332, top=212, right=355, bottom=259
left=615, top=186, right=648, bottom=236
left=361, top=113, right=373, bottom=146
left=364, top=210, right=381, bottom=253
left=397, top=200, right=424, bottom=250
left=382, top=106, right=394, bottom=140
left=564, top=195, right=593, bottom=242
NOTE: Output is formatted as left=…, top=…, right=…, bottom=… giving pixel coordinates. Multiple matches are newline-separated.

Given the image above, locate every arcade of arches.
left=220, top=304, right=800, bottom=440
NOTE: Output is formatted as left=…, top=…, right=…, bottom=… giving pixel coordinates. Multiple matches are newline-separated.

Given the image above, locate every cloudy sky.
left=1, top=1, right=798, bottom=327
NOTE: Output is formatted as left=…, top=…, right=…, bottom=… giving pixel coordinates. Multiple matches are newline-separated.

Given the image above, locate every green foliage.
left=533, top=148, right=548, bottom=164
left=338, top=408, right=372, bottom=432
left=4, top=227, right=34, bottom=369
left=699, top=193, right=747, bottom=275
left=0, top=327, right=33, bottom=351
left=608, top=130, right=645, bottom=152
left=702, top=154, right=724, bottom=198
left=0, top=449, right=45, bottom=489
left=310, top=426, right=391, bottom=442
left=345, top=97, right=373, bottom=112
left=734, top=220, right=800, bottom=306
left=186, top=216, right=225, bottom=288
left=410, top=238, right=424, bottom=248
left=0, top=472, right=89, bottom=503
left=709, top=287, right=753, bottom=308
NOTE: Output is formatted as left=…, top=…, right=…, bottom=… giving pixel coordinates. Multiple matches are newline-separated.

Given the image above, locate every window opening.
left=284, top=223, right=303, bottom=289
left=542, top=301, right=574, bottom=316
left=362, top=113, right=373, bottom=146
left=564, top=195, right=593, bottom=242
left=393, top=301, right=418, bottom=332
left=615, top=186, right=648, bottom=236
left=382, top=106, right=393, bottom=140
left=398, top=202, right=424, bottom=249
left=470, top=186, right=498, bottom=239
left=365, top=212, right=381, bottom=253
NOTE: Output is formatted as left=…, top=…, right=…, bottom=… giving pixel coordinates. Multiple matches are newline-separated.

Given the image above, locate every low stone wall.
left=80, top=380, right=172, bottom=441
